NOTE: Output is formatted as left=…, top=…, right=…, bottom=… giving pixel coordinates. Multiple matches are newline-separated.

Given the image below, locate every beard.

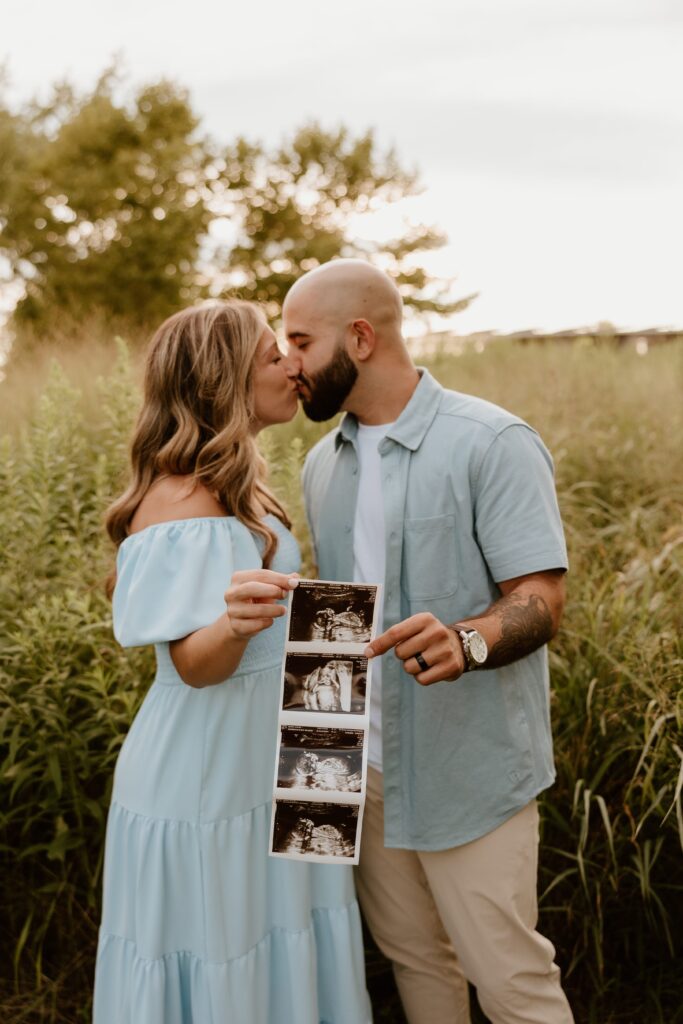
left=299, top=343, right=359, bottom=422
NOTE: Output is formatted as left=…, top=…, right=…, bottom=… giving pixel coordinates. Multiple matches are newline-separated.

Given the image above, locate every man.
left=283, top=259, right=574, bottom=1024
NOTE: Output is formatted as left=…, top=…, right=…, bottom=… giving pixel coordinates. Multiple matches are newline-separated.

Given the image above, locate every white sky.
left=3, top=0, right=683, bottom=333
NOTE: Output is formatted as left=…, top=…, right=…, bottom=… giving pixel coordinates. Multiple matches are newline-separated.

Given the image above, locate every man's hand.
left=364, top=613, right=465, bottom=686
left=363, top=570, right=566, bottom=688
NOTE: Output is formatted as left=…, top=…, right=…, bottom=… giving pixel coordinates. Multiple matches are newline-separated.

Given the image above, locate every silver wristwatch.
left=454, top=627, right=488, bottom=671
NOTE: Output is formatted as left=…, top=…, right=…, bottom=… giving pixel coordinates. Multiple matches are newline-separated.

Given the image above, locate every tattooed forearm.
left=480, top=592, right=554, bottom=669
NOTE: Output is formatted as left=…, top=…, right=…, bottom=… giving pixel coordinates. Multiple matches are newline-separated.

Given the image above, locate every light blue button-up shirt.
left=302, top=369, right=568, bottom=850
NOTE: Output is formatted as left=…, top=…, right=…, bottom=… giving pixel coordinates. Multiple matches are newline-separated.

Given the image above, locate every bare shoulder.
left=129, top=476, right=226, bottom=534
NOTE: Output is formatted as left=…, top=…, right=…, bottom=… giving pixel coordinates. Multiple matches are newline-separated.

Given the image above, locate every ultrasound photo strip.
left=270, top=579, right=381, bottom=865
left=271, top=799, right=362, bottom=864
left=286, top=580, right=381, bottom=652
left=281, top=651, right=368, bottom=716
left=275, top=725, right=365, bottom=795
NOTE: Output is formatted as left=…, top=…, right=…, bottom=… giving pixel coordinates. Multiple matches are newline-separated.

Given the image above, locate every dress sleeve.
left=473, top=424, right=569, bottom=583
left=112, top=519, right=236, bottom=648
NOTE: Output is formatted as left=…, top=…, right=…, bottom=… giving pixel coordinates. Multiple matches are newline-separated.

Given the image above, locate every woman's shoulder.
left=118, top=476, right=296, bottom=569
left=129, top=476, right=226, bottom=535
left=112, top=482, right=237, bottom=649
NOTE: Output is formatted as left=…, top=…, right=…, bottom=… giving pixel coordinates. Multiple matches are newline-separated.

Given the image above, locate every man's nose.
left=283, top=347, right=302, bottom=376
left=282, top=352, right=301, bottom=378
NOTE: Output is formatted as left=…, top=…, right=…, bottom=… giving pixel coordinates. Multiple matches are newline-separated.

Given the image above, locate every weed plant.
left=1, top=338, right=682, bottom=1023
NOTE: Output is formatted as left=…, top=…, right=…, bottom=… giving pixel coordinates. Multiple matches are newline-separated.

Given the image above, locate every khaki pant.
left=355, top=768, right=574, bottom=1024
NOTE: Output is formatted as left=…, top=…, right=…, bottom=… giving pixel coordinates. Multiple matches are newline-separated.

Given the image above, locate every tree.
left=0, top=70, right=217, bottom=328
left=0, top=70, right=473, bottom=338
left=216, top=123, right=473, bottom=319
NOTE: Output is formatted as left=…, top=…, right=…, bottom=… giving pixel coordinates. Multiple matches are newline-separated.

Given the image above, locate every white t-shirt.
left=352, top=421, right=394, bottom=773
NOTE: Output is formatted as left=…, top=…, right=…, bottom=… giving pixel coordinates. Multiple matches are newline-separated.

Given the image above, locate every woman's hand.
left=171, top=570, right=299, bottom=688
left=224, top=569, right=299, bottom=639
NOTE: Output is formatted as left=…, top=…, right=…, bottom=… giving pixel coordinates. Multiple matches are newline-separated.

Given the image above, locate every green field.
left=1, top=338, right=682, bottom=1023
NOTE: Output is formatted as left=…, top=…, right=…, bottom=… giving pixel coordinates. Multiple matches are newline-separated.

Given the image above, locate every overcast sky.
left=4, top=0, right=683, bottom=332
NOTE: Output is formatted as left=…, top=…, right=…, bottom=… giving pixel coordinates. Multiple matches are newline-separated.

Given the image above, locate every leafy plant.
left=1, top=338, right=682, bottom=1023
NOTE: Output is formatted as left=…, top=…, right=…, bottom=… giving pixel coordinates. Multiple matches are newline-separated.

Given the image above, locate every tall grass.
left=1, top=338, right=682, bottom=1023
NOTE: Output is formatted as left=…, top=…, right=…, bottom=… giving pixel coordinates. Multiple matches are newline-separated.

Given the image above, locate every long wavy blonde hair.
left=105, top=300, right=290, bottom=579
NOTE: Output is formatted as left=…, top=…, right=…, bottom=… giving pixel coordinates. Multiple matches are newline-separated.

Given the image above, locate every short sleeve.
left=112, top=519, right=236, bottom=647
left=473, top=424, right=568, bottom=582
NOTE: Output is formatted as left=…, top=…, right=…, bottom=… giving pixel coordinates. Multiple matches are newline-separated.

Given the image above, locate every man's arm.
left=364, top=569, right=566, bottom=686
left=474, top=570, right=565, bottom=669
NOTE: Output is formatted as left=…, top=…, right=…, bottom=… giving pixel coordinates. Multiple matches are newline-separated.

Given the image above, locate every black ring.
left=415, top=652, right=429, bottom=672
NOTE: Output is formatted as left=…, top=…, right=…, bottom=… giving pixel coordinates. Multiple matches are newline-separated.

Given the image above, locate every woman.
left=93, top=301, right=371, bottom=1024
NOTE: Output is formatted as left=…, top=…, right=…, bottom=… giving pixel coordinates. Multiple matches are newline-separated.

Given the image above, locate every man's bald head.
left=283, top=259, right=403, bottom=337
left=284, top=259, right=416, bottom=423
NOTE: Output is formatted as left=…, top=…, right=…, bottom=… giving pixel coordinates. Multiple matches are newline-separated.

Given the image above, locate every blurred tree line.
left=0, top=68, right=472, bottom=343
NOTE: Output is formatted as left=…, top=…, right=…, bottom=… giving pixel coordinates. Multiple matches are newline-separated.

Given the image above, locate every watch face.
left=467, top=631, right=488, bottom=664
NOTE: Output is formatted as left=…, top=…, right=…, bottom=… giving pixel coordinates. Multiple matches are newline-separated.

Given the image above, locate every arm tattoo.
left=482, top=592, right=554, bottom=669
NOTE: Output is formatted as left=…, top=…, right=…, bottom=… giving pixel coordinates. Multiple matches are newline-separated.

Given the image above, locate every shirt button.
left=345, top=525, right=352, bottom=533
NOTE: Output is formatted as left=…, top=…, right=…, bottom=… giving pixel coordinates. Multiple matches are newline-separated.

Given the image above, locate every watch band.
left=457, top=629, right=475, bottom=672
left=452, top=626, right=488, bottom=671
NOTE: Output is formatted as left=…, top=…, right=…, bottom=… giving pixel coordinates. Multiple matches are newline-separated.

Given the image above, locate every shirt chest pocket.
left=402, top=513, right=458, bottom=600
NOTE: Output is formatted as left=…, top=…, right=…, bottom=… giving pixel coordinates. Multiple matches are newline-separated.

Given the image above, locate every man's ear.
left=350, top=319, right=376, bottom=361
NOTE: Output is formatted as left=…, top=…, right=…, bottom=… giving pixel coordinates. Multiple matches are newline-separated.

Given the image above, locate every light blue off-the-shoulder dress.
left=93, top=515, right=371, bottom=1024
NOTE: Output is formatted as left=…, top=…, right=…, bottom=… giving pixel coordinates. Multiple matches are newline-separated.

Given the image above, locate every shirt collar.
left=335, top=368, right=443, bottom=452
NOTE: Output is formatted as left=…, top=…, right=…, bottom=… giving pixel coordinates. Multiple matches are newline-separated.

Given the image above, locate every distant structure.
left=415, top=326, right=682, bottom=357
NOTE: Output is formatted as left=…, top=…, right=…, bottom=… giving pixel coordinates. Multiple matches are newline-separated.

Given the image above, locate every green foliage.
left=429, top=340, right=683, bottom=1022
left=1, top=340, right=682, bottom=1023
left=222, top=123, right=471, bottom=318
left=0, top=352, right=152, bottom=1020
left=0, top=72, right=471, bottom=342
left=1, top=70, right=213, bottom=329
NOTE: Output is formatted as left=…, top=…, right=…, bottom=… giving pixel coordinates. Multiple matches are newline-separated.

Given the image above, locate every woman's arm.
left=170, top=569, right=298, bottom=688
left=128, top=476, right=298, bottom=689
